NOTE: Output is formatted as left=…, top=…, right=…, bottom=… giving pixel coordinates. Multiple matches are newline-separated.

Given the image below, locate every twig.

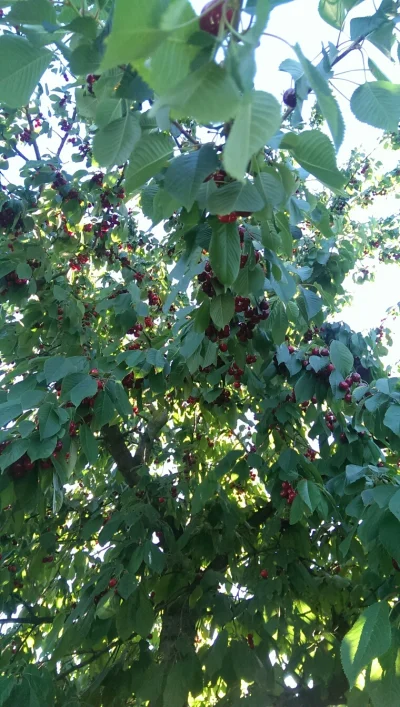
left=171, top=121, right=199, bottom=145
left=56, top=642, right=118, bottom=680
left=57, top=107, right=77, bottom=159
left=12, top=145, right=29, bottom=162
left=25, top=107, right=41, bottom=161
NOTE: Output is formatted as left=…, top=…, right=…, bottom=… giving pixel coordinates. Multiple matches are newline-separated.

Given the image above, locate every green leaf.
left=192, top=477, right=218, bottom=514
left=318, top=0, right=346, bottom=28
left=107, top=382, right=132, bottom=419
left=330, top=340, right=354, bottom=376
left=133, top=591, right=154, bottom=638
left=164, top=145, right=219, bottom=212
left=299, top=286, right=323, bottom=319
left=95, top=98, right=123, bottom=128
left=223, top=90, right=281, bottom=181
left=209, top=222, right=241, bottom=286
left=93, top=392, right=115, bottom=429
left=143, top=540, right=166, bottom=574
left=8, top=0, right=57, bottom=25
left=93, top=113, right=141, bottom=167
left=254, top=170, right=286, bottom=208
left=125, top=133, right=174, bottom=193
left=280, top=130, right=346, bottom=192
left=38, top=403, right=62, bottom=441
left=67, top=16, right=98, bottom=40
left=0, top=36, right=52, bottom=108
left=210, top=293, right=235, bottom=329
left=295, top=373, right=315, bottom=403
left=384, top=405, right=400, bottom=436
left=295, top=44, right=344, bottom=149
left=388, top=489, right=400, bottom=521
left=154, top=62, right=240, bottom=124
left=350, top=82, right=400, bottom=132
left=145, top=1, right=199, bottom=94
left=101, top=0, right=168, bottom=70
left=61, top=373, right=98, bottom=407
left=233, top=264, right=265, bottom=296
left=116, top=597, right=136, bottom=641
left=208, top=180, right=264, bottom=214
left=163, top=663, right=188, bottom=707
left=341, top=602, right=391, bottom=688
left=27, top=434, right=57, bottom=463
left=269, top=301, right=288, bottom=343
left=297, top=479, right=321, bottom=512
left=0, top=400, right=22, bottom=427
left=80, top=425, right=99, bottom=465
left=44, top=356, right=86, bottom=384
left=379, top=514, right=400, bottom=563
left=0, top=439, right=29, bottom=471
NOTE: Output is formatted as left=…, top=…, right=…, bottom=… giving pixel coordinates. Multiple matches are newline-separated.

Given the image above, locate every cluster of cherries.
left=5, top=270, right=28, bottom=286
left=69, top=253, right=89, bottom=272
left=305, top=447, right=317, bottom=461
left=19, top=128, right=32, bottom=144
left=280, top=481, right=297, bottom=505
left=148, top=289, right=161, bottom=307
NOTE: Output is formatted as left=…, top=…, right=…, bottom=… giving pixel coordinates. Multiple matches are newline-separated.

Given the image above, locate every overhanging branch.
left=102, top=409, right=168, bottom=486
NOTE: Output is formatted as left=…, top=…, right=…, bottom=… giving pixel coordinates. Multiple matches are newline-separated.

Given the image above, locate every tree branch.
left=12, top=145, right=29, bottom=162
left=25, top=107, right=41, bottom=161
left=0, top=616, right=53, bottom=625
left=102, top=408, right=168, bottom=486
left=57, top=108, right=77, bottom=159
left=171, top=121, right=199, bottom=145
left=56, top=641, right=118, bottom=680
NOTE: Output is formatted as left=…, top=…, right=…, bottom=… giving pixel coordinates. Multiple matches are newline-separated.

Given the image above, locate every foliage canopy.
left=0, top=0, right=400, bottom=705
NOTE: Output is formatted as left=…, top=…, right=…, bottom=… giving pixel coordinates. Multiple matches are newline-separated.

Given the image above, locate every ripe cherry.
left=199, top=0, right=233, bottom=36
left=8, top=564, right=17, bottom=573
left=320, top=348, right=329, bottom=356
left=158, top=497, right=165, bottom=504
left=352, top=372, right=361, bottom=383
left=339, top=381, right=349, bottom=391
left=260, top=569, right=268, bottom=579
left=344, top=392, right=352, bottom=403
left=288, top=345, right=295, bottom=354
left=219, top=342, right=228, bottom=352
left=217, top=212, right=237, bottom=223
left=283, top=88, right=296, bottom=108
left=108, top=578, right=118, bottom=588
left=326, top=363, right=335, bottom=373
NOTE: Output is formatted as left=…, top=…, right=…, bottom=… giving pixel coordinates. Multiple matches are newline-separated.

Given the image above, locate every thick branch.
left=102, top=409, right=168, bottom=486
left=0, top=616, right=53, bottom=625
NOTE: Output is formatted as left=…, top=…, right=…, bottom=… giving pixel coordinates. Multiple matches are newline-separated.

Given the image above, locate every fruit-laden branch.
left=102, top=408, right=168, bottom=486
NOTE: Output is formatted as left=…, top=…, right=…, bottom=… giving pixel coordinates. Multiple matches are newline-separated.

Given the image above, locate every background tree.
left=0, top=0, right=400, bottom=705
